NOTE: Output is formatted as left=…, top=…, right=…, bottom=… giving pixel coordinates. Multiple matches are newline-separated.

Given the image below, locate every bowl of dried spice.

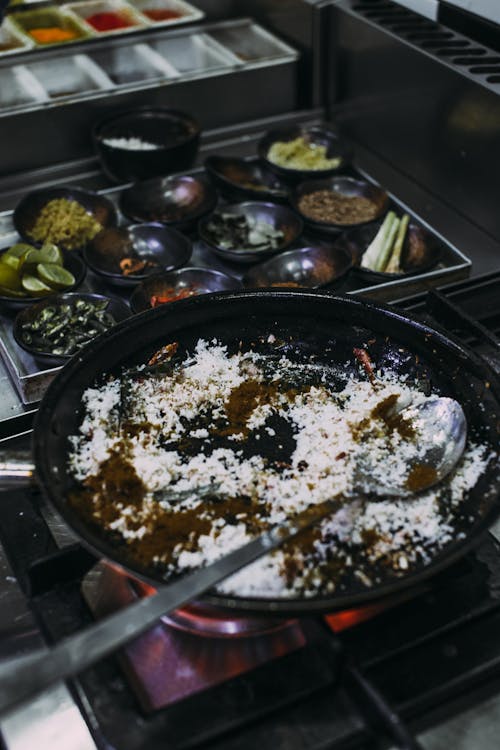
left=13, top=186, right=118, bottom=252
left=291, top=176, right=390, bottom=235
left=83, top=223, right=192, bottom=287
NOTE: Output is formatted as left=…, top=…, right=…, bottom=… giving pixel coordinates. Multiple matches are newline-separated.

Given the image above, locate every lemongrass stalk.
left=385, top=213, right=410, bottom=273
left=374, top=215, right=400, bottom=272
left=361, top=212, right=396, bottom=270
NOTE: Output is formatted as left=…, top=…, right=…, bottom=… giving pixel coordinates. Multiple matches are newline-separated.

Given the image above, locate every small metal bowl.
left=83, top=223, right=192, bottom=288
left=13, top=292, right=131, bottom=364
left=120, top=175, right=217, bottom=232
left=13, top=186, right=118, bottom=251
left=0, top=248, right=86, bottom=310
left=257, top=125, right=351, bottom=182
left=204, top=156, right=289, bottom=202
left=129, top=267, right=241, bottom=313
left=198, top=202, right=303, bottom=265
left=291, top=176, right=390, bottom=235
left=336, top=218, right=442, bottom=281
left=243, top=244, right=353, bottom=289
left=92, top=107, right=200, bottom=183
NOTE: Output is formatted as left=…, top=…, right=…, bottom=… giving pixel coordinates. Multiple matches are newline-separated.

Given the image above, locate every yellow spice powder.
left=29, top=198, right=102, bottom=250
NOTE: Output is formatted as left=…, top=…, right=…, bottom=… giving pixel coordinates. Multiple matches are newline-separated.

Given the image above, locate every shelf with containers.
left=0, top=16, right=300, bottom=177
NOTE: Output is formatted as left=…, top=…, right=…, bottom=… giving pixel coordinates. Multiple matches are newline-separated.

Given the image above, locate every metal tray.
left=0, top=118, right=472, bottom=437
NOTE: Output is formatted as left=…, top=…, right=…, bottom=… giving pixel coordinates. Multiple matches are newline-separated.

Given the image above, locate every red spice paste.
left=143, top=8, right=183, bottom=21
left=85, top=11, right=133, bottom=31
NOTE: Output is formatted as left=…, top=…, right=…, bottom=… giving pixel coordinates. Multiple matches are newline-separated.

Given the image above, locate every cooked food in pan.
left=68, top=338, right=492, bottom=599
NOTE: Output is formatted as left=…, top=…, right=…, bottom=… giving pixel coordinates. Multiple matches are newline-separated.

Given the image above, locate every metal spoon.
left=0, top=397, right=466, bottom=717
left=354, top=396, right=467, bottom=497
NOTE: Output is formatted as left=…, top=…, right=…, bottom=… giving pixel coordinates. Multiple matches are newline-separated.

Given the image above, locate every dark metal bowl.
left=198, top=201, right=303, bottom=264
left=336, top=218, right=443, bottom=280
left=291, top=175, right=390, bottom=235
left=120, top=175, right=217, bottom=232
left=257, top=125, right=351, bottom=182
left=204, top=156, right=289, bottom=202
left=13, top=292, right=131, bottom=364
left=92, top=107, right=200, bottom=183
left=83, top=223, right=192, bottom=288
left=129, top=267, right=241, bottom=314
left=13, top=186, right=117, bottom=251
left=0, top=248, right=86, bottom=310
left=243, top=243, right=353, bottom=289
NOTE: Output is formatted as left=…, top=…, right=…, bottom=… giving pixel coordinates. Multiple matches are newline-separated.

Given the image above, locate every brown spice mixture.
left=298, top=190, right=379, bottom=225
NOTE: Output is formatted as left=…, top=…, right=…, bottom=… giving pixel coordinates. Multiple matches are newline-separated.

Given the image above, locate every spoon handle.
left=0, top=495, right=344, bottom=717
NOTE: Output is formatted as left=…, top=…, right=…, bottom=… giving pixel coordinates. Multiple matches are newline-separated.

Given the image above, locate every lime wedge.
left=0, top=285, right=26, bottom=298
left=22, top=275, right=52, bottom=296
left=39, top=243, right=63, bottom=265
left=0, top=260, right=22, bottom=291
left=37, top=263, right=75, bottom=290
left=4, top=243, right=35, bottom=259
left=1, top=254, right=22, bottom=271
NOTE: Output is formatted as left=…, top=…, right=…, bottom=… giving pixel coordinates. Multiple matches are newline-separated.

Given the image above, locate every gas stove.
left=0, top=271, right=500, bottom=750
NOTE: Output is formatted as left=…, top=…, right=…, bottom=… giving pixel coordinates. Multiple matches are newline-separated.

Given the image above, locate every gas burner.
left=81, top=561, right=307, bottom=711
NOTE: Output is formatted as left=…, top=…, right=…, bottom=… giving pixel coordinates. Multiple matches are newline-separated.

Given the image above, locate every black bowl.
left=243, top=243, right=353, bottom=289
left=13, top=186, right=118, bottom=251
left=13, top=292, right=131, bottom=364
left=204, top=156, right=289, bottom=202
left=198, top=202, right=303, bottom=265
left=257, top=125, right=351, bottom=182
left=291, top=176, right=390, bottom=235
left=129, top=267, right=241, bottom=313
left=120, top=175, right=217, bottom=232
left=336, top=218, right=442, bottom=281
left=84, top=223, right=192, bottom=288
left=92, top=107, right=200, bottom=183
left=0, top=247, right=86, bottom=310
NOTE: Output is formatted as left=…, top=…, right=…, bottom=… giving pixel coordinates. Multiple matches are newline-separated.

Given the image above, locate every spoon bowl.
left=356, top=396, right=467, bottom=497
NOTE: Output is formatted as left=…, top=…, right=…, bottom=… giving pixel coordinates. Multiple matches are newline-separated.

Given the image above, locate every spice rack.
left=2, top=0, right=203, bottom=52
left=0, top=17, right=299, bottom=177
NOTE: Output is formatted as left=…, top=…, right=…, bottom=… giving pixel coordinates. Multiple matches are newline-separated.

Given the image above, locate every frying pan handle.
left=0, top=451, right=35, bottom=488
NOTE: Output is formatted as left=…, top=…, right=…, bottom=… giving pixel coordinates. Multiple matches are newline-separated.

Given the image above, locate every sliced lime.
left=1, top=254, right=22, bottom=271
left=4, top=243, right=35, bottom=259
left=39, top=243, right=63, bottom=265
left=0, top=285, right=26, bottom=298
left=21, top=275, right=52, bottom=296
left=36, top=263, right=75, bottom=290
left=0, top=260, right=22, bottom=291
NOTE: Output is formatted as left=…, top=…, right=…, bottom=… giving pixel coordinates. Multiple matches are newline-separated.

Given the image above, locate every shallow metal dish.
left=13, top=291, right=131, bottom=364
left=198, top=201, right=303, bottom=264
left=0, top=248, right=86, bottom=310
left=257, top=125, right=352, bottom=182
left=120, top=175, right=217, bottom=232
left=129, top=266, right=241, bottom=313
left=13, top=186, right=117, bottom=251
left=243, top=243, right=353, bottom=289
left=204, top=156, right=289, bottom=202
left=337, top=218, right=443, bottom=280
left=83, top=223, right=192, bottom=287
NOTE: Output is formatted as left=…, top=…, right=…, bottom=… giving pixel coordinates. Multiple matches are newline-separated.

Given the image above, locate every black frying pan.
left=27, top=290, right=500, bottom=614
